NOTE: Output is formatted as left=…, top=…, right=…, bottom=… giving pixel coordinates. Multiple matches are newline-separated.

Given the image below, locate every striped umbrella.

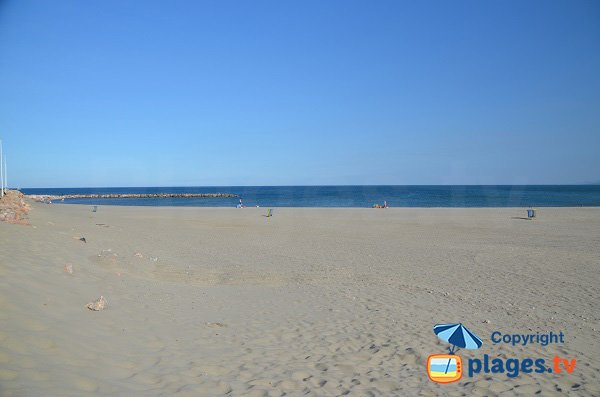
left=433, top=323, right=482, bottom=353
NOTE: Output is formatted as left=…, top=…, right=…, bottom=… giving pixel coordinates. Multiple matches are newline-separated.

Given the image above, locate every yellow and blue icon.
left=427, top=354, right=463, bottom=383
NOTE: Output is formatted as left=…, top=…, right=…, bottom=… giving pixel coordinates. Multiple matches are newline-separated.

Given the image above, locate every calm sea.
left=20, top=185, right=600, bottom=207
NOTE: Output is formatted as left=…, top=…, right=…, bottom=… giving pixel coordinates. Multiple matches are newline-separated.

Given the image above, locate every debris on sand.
left=134, top=252, right=144, bottom=258
left=206, top=322, right=227, bottom=328
left=86, top=296, right=107, bottom=311
left=64, top=264, right=74, bottom=274
left=98, top=249, right=117, bottom=258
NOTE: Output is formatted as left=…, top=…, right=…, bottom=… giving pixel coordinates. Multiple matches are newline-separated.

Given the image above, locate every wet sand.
left=1, top=202, right=599, bottom=396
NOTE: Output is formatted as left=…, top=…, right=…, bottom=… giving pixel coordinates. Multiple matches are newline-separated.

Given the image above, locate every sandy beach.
left=1, top=201, right=599, bottom=396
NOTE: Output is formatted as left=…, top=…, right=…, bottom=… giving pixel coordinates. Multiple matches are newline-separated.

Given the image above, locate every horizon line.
left=17, top=183, right=600, bottom=190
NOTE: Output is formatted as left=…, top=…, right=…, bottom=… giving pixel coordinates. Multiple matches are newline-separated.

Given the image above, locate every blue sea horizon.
left=19, top=185, right=600, bottom=208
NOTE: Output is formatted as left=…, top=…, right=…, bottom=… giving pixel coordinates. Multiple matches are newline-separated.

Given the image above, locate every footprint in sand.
left=21, top=318, right=49, bottom=332
left=28, top=336, right=57, bottom=351
left=144, top=339, right=166, bottom=350
left=291, top=371, right=312, bottom=382
left=247, top=378, right=274, bottom=388
left=197, top=380, right=232, bottom=396
left=5, top=338, right=28, bottom=354
left=75, top=377, right=99, bottom=392
left=200, top=364, right=230, bottom=376
left=313, top=362, right=328, bottom=372
left=0, top=369, right=18, bottom=381
left=18, top=356, right=36, bottom=369
left=512, top=383, right=542, bottom=394
left=370, top=379, right=400, bottom=393
left=241, top=390, right=268, bottom=397
left=335, top=364, right=355, bottom=376
left=308, top=377, right=327, bottom=388
left=115, top=360, right=137, bottom=370
left=131, top=372, right=163, bottom=386
left=278, top=379, right=302, bottom=391
left=29, top=371, right=51, bottom=382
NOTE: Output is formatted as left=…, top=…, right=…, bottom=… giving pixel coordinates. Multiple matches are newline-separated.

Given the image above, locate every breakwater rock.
left=28, top=193, right=239, bottom=202
left=0, top=190, right=30, bottom=224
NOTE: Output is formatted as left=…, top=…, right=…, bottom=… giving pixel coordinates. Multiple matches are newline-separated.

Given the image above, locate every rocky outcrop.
left=0, top=190, right=30, bottom=224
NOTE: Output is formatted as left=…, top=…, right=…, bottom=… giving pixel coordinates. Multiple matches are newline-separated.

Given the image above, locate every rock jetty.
left=28, top=193, right=238, bottom=202
left=0, top=190, right=31, bottom=224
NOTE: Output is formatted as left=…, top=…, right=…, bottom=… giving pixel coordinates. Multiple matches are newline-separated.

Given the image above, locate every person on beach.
left=372, top=201, right=388, bottom=208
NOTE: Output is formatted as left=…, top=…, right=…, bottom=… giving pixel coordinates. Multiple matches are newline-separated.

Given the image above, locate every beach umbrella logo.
left=434, top=323, right=483, bottom=353
left=427, top=323, right=482, bottom=384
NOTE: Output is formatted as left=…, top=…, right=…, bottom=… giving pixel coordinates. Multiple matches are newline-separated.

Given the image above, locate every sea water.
left=20, top=185, right=600, bottom=207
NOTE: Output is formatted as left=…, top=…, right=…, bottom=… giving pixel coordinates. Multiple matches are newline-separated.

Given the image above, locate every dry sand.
left=0, top=202, right=599, bottom=396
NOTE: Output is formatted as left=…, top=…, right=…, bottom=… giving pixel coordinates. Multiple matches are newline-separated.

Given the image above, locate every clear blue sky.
left=1, top=0, right=598, bottom=187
